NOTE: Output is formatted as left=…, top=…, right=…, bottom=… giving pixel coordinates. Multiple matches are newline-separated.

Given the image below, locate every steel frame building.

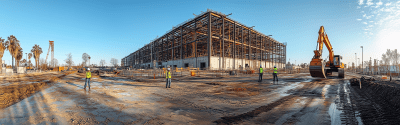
left=122, top=9, right=286, bottom=70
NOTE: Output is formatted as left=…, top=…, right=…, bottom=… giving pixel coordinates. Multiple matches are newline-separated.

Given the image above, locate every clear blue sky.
left=0, top=0, right=399, bottom=67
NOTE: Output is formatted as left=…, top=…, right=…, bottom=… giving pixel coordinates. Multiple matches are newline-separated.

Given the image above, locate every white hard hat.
left=167, top=68, right=170, bottom=70
left=87, top=68, right=90, bottom=70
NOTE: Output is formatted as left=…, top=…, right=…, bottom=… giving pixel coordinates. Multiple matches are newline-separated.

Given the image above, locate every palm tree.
left=19, top=59, right=27, bottom=67
left=15, top=48, right=23, bottom=67
left=0, top=37, right=5, bottom=72
left=31, top=44, right=43, bottom=70
left=5, top=35, right=20, bottom=69
left=28, top=53, right=32, bottom=67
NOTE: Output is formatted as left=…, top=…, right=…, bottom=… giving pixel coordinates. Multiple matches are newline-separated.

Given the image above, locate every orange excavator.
left=309, top=26, right=344, bottom=78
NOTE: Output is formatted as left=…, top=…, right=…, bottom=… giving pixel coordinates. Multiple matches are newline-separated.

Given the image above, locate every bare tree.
left=374, top=59, right=378, bottom=74
left=39, top=58, right=47, bottom=70
left=392, top=49, right=400, bottom=74
left=82, top=53, right=89, bottom=67
left=65, top=53, right=74, bottom=70
left=110, top=58, right=118, bottom=67
left=100, top=59, right=106, bottom=67
left=382, top=49, right=392, bottom=76
left=51, top=58, right=58, bottom=67
left=379, top=60, right=384, bottom=73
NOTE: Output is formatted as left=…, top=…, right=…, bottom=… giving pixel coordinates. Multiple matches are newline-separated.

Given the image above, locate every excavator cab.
left=333, top=55, right=340, bottom=66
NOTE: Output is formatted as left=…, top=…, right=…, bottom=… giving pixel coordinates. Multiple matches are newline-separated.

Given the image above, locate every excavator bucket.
left=309, top=65, right=326, bottom=78
left=309, top=60, right=326, bottom=78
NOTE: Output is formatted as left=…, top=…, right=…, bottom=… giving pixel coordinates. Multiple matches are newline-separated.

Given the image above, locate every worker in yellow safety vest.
left=273, top=66, right=278, bottom=81
left=166, top=68, right=171, bottom=88
left=258, top=65, right=263, bottom=82
left=84, top=68, right=91, bottom=89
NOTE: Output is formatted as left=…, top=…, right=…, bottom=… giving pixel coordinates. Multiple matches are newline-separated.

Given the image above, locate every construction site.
left=121, top=10, right=286, bottom=70
left=1, top=4, right=400, bottom=125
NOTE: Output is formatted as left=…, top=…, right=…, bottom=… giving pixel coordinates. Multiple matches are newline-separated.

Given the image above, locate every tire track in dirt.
left=280, top=98, right=315, bottom=124
left=214, top=95, right=296, bottom=125
left=213, top=80, right=325, bottom=125
left=159, top=82, right=251, bottom=107
left=152, top=93, right=228, bottom=115
left=337, top=81, right=359, bottom=125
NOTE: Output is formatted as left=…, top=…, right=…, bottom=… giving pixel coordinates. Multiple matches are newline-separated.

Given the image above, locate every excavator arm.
left=313, top=26, right=334, bottom=62
left=310, top=26, right=344, bottom=78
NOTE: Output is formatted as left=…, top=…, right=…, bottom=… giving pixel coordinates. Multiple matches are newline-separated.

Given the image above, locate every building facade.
left=122, top=9, right=286, bottom=70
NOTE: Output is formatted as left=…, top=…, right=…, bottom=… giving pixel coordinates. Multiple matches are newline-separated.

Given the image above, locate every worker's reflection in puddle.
left=84, top=89, right=91, bottom=95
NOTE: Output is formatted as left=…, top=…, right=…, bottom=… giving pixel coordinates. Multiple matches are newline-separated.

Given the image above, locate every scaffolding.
left=122, top=9, right=286, bottom=70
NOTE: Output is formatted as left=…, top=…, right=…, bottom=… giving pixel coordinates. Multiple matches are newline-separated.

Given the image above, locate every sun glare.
left=375, top=29, right=400, bottom=51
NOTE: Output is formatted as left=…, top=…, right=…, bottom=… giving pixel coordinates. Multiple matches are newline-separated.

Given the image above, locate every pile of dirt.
left=0, top=71, right=73, bottom=109
left=0, top=82, right=47, bottom=108
left=348, top=78, right=400, bottom=124
left=360, top=80, right=400, bottom=108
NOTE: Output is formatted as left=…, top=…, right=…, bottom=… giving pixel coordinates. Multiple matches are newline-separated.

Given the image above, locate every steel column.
left=248, top=30, right=251, bottom=60
left=180, top=27, right=183, bottom=67
left=233, top=22, right=236, bottom=69
left=207, top=13, right=212, bottom=69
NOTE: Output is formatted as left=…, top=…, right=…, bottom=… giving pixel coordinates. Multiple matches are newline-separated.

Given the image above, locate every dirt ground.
left=0, top=71, right=399, bottom=124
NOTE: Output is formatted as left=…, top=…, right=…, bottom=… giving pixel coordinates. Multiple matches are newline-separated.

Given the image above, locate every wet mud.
left=3, top=72, right=398, bottom=124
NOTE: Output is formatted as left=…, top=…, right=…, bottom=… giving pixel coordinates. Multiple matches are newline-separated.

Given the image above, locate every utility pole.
left=361, top=46, right=363, bottom=74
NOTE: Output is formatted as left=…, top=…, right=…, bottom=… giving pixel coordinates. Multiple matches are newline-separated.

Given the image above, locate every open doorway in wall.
left=184, top=63, right=189, bottom=68
left=200, top=62, right=206, bottom=70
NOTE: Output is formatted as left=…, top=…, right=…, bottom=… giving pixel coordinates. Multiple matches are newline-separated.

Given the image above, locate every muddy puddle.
left=328, top=81, right=363, bottom=125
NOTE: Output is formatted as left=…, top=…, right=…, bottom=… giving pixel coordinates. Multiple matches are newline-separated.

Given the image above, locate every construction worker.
left=258, top=65, right=263, bottom=82
left=273, top=66, right=278, bottom=81
left=84, top=68, right=91, bottom=89
left=166, top=68, right=171, bottom=88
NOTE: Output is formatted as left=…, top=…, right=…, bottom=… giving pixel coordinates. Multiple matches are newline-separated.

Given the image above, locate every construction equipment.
left=53, top=66, right=66, bottom=72
left=45, top=41, right=54, bottom=67
left=309, top=26, right=345, bottom=78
